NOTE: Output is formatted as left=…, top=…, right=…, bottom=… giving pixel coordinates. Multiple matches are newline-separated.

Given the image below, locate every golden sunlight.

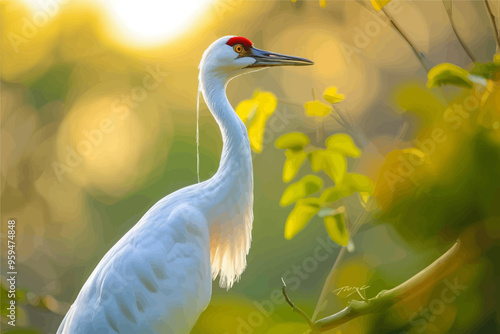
left=100, top=0, right=216, bottom=46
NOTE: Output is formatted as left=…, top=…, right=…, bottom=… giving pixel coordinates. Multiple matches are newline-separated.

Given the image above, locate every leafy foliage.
left=308, top=150, right=347, bottom=184
left=323, top=86, right=345, bottom=104
left=275, top=87, right=375, bottom=243
left=304, top=100, right=333, bottom=117
left=303, top=86, right=345, bottom=117
left=374, top=60, right=500, bottom=243
left=427, top=63, right=473, bottom=88
left=469, top=62, right=500, bottom=80
left=284, top=198, right=322, bottom=240
left=280, top=175, right=323, bottom=206
left=324, top=212, right=349, bottom=246
left=282, top=150, right=308, bottom=183
left=275, top=132, right=310, bottom=150
left=326, top=133, right=361, bottom=157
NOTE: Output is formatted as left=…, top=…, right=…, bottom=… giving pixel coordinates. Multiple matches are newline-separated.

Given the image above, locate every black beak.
left=246, top=47, right=314, bottom=68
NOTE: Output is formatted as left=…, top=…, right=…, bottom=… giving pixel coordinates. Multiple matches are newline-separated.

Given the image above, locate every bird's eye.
left=233, top=44, right=244, bottom=54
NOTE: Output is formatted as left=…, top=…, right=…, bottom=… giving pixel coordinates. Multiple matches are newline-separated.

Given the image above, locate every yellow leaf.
left=324, top=213, right=349, bottom=246
left=323, top=152, right=346, bottom=184
left=275, top=132, right=310, bottom=150
left=427, top=63, right=473, bottom=89
left=283, top=150, right=307, bottom=182
left=308, top=150, right=325, bottom=172
left=280, top=175, right=323, bottom=206
left=247, top=91, right=278, bottom=153
left=308, top=150, right=347, bottom=183
left=235, top=99, right=257, bottom=123
left=370, top=0, right=392, bottom=11
left=325, top=133, right=361, bottom=157
left=319, top=0, right=326, bottom=7
left=304, top=100, right=333, bottom=117
left=323, top=86, right=344, bottom=104
left=284, top=198, right=321, bottom=239
left=254, top=91, right=278, bottom=116
left=247, top=115, right=267, bottom=153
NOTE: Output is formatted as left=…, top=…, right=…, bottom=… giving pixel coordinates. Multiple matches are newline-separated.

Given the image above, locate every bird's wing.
left=58, top=203, right=212, bottom=334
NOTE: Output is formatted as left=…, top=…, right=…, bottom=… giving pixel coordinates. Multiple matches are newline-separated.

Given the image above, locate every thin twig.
left=442, top=0, right=477, bottom=62
left=381, top=7, right=430, bottom=72
left=380, top=6, right=452, bottom=103
left=281, top=278, right=316, bottom=329
left=329, top=112, right=346, bottom=128
left=333, top=106, right=350, bottom=130
left=483, top=0, right=500, bottom=50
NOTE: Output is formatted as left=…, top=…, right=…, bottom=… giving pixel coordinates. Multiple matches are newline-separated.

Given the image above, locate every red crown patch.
left=226, top=36, right=253, bottom=49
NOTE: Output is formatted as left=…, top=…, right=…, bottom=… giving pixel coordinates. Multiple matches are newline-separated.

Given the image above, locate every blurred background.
left=1, top=0, right=499, bottom=333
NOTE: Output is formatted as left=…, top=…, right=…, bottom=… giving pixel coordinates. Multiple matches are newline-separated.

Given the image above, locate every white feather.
left=57, top=36, right=256, bottom=333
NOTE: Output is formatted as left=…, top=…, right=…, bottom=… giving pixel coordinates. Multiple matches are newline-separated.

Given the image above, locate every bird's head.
left=199, top=36, right=313, bottom=82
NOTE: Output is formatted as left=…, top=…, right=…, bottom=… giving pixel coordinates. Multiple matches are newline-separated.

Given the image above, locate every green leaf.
left=469, top=62, right=500, bottom=80
left=427, top=63, right=473, bottom=89
left=324, top=213, right=349, bottom=246
left=319, top=173, right=374, bottom=203
left=325, top=133, right=361, bottom=157
left=323, top=86, right=344, bottom=104
left=343, top=173, right=375, bottom=194
left=304, top=100, right=333, bottom=117
left=275, top=132, right=310, bottom=151
left=370, top=0, right=392, bottom=11
left=320, top=185, right=351, bottom=202
left=280, top=175, right=323, bottom=207
left=283, top=149, right=307, bottom=183
left=308, top=150, right=347, bottom=183
left=284, top=198, right=321, bottom=239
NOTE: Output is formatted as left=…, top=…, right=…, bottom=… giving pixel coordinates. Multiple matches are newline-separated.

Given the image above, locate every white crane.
left=57, top=36, right=312, bottom=334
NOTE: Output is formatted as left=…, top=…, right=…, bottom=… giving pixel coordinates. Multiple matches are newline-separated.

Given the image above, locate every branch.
left=281, top=278, right=315, bottom=329
left=442, top=0, right=477, bottom=62
left=381, top=7, right=431, bottom=72
left=483, top=0, right=500, bottom=50
left=284, top=222, right=491, bottom=331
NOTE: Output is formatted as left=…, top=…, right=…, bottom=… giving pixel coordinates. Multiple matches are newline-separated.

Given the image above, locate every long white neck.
left=200, top=73, right=249, bottom=176
left=198, top=69, right=254, bottom=289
